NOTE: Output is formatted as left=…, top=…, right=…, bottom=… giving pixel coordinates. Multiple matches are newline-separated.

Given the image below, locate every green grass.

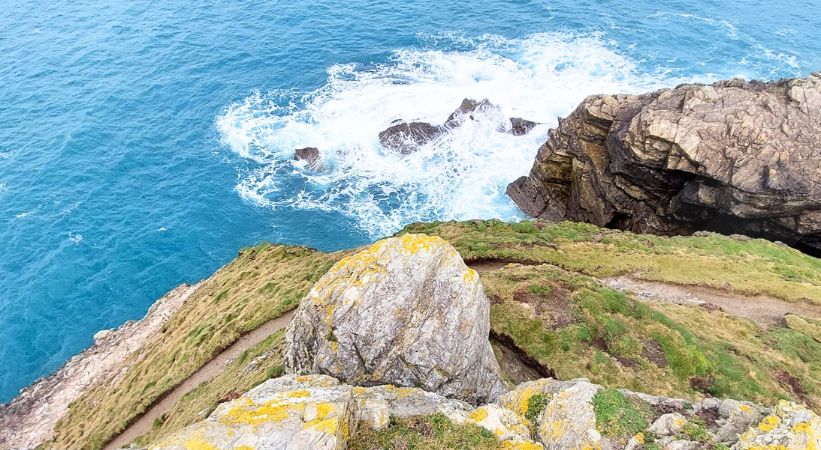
left=481, top=263, right=820, bottom=406
left=49, top=244, right=344, bottom=449
left=680, top=418, right=711, bottom=443
left=399, top=220, right=821, bottom=304
left=135, top=330, right=287, bottom=446
left=348, top=413, right=499, bottom=450
left=47, top=220, right=821, bottom=448
left=592, top=389, right=652, bottom=439
left=524, top=393, right=547, bottom=422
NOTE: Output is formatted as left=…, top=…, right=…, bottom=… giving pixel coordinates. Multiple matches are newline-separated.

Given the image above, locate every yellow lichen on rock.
left=464, top=268, right=478, bottom=283
left=499, top=439, right=545, bottom=450
left=182, top=434, right=217, bottom=450
left=758, top=415, right=782, bottom=432
left=398, top=233, right=444, bottom=255
left=735, top=400, right=821, bottom=450
left=469, top=407, right=490, bottom=422
left=304, top=416, right=341, bottom=434
left=219, top=398, right=300, bottom=427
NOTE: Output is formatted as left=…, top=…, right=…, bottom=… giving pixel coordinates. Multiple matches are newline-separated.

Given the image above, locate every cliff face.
left=507, top=74, right=821, bottom=255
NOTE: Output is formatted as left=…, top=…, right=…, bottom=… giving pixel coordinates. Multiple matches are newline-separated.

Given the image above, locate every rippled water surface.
left=1, top=0, right=819, bottom=401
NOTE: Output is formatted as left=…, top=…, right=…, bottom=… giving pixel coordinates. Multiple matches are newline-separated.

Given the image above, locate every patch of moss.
left=348, top=413, right=498, bottom=450
left=524, top=393, right=547, bottom=422
left=592, top=389, right=651, bottom=439
left=680, top=418, right=711, bottom=442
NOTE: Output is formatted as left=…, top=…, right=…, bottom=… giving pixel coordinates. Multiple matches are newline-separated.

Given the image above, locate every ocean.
left=1, top=0, right=819, bottom=402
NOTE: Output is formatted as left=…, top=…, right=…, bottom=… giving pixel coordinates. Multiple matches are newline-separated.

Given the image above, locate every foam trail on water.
left=217, top=32, right=693, bottom=238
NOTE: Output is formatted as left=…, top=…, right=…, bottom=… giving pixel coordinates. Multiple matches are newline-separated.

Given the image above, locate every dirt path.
left=104, top=311, right=295, bottom=450
left=602, top=276, right=821, bottom=328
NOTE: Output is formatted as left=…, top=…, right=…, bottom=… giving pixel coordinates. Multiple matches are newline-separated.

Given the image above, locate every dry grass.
left=47, top=220, right=821, bottom=448
left=133, top=330, right=286, bottom=446
left=49, top=244, right=342, bottom=449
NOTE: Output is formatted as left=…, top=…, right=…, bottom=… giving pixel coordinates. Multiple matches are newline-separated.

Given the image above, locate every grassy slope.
left=49, top=220, right=820, bottom=448
left=49, top=244, right=342, bottom=449
left=481, top=263, right=819, bottom=407
left=134, top=330, right=287, bottom=446
left=404, top=220, right=820, bottom=406
left=401, top=220, right=821, bottom=304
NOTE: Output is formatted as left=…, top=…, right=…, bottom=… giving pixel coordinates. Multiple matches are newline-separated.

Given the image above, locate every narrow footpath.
left=104, top=311, right=295, bottom=450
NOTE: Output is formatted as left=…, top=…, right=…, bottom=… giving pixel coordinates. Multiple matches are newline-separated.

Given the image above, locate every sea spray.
left=217, top=32, right=695, bottom=238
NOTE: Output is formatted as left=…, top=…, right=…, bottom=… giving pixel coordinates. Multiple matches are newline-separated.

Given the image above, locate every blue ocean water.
left=1, top=0, right=819, bottom=403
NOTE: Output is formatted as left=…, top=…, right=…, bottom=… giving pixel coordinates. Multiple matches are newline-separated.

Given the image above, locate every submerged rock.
left=509, top=117, right=539, bottom=136
left=377, top=121, right=446, bottom=154
left=284, top=234, right=505, bottom=404
left=444, top=98, right=503, bottom=127
left=294, top=147, right=321, bottom=169
left=507, top=74, right=821, bottom=254
left=379, top=98, right=540, bottom=154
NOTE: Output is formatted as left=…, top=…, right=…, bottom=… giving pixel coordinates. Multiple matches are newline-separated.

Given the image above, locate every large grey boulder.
left=507, top=74, right=821, bottom=255
left=284, top=234, right=506, bottom=404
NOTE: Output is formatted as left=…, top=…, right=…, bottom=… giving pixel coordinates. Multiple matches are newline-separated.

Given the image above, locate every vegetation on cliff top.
left=401, top=220, right=821, bottom=304
left=50, top=245, right=341, bottom=449
left=48, top=220, right=820, bottom=449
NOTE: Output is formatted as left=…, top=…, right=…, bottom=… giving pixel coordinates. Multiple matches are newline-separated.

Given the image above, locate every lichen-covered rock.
left=150, top=374, right=353, bottom=450
left=658, top=439, right=701, bottom=450
left=350, top=384, right=471, bottom=429
left=732, top=401, right=820, bottom=449
left=507, top=74, right=821, bottom=254
left=463, top=404, right=532, bottom=442
left=647, top=413, right=688, bottom=436
left=714, top=399, right=765, bottom=443
left=148, top=374, right=474, bottom=450
left=535, top=380, right=603, bottom=450
left=284, top=234, right=505, bottom=404
left=499, top=439, right=546, bottom=450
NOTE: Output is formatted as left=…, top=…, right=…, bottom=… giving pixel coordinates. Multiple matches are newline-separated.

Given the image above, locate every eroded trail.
left=602, top=276, right=821, bottom=328
left=104, top=311, right=295, bottom=450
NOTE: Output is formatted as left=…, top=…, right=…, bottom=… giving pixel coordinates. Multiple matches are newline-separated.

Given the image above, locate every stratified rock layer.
left=284, top=234, right=505, bottom=404
left=507, top=74, right=821, bottom=254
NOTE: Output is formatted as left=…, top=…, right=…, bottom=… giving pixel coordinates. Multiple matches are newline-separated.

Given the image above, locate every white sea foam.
left=217, top=32, right=690, bottom=238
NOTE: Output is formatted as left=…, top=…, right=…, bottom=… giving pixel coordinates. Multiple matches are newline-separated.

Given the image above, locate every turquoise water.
left=1, top=0, right=819, bottom=402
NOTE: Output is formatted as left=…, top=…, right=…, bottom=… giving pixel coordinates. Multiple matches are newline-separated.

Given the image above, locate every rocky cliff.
left=507, top=74, right=821, bottom=255
left=1, top=221, right=819, bottom=450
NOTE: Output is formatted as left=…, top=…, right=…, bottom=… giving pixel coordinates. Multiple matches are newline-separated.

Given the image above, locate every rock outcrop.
left=507, top=74, right=821, bottom=255
left=146, top=375, right=821, bottom=450
left=294, top=147, right=321, bottom=169
left=284, top=234, right=505, bottom=404
left=379, top=98, right=540, bottom=153
left=147, top=374, right=541, bottom=450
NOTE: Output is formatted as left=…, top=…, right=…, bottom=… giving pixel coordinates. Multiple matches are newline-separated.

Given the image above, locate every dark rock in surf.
left=444, top=98, right=503, bottom=127
left=509, top=117, right=539, bottom=136
left=294, top=147, right=321, bottom=168
left=378, top=122, right=446, bottom=154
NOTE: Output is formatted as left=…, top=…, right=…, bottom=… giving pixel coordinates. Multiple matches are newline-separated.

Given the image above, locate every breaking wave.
left=216, top=32, right=693, bottom=238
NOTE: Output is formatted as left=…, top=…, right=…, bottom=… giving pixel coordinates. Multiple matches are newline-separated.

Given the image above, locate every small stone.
left=647, top=413, right=688, bottom=436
